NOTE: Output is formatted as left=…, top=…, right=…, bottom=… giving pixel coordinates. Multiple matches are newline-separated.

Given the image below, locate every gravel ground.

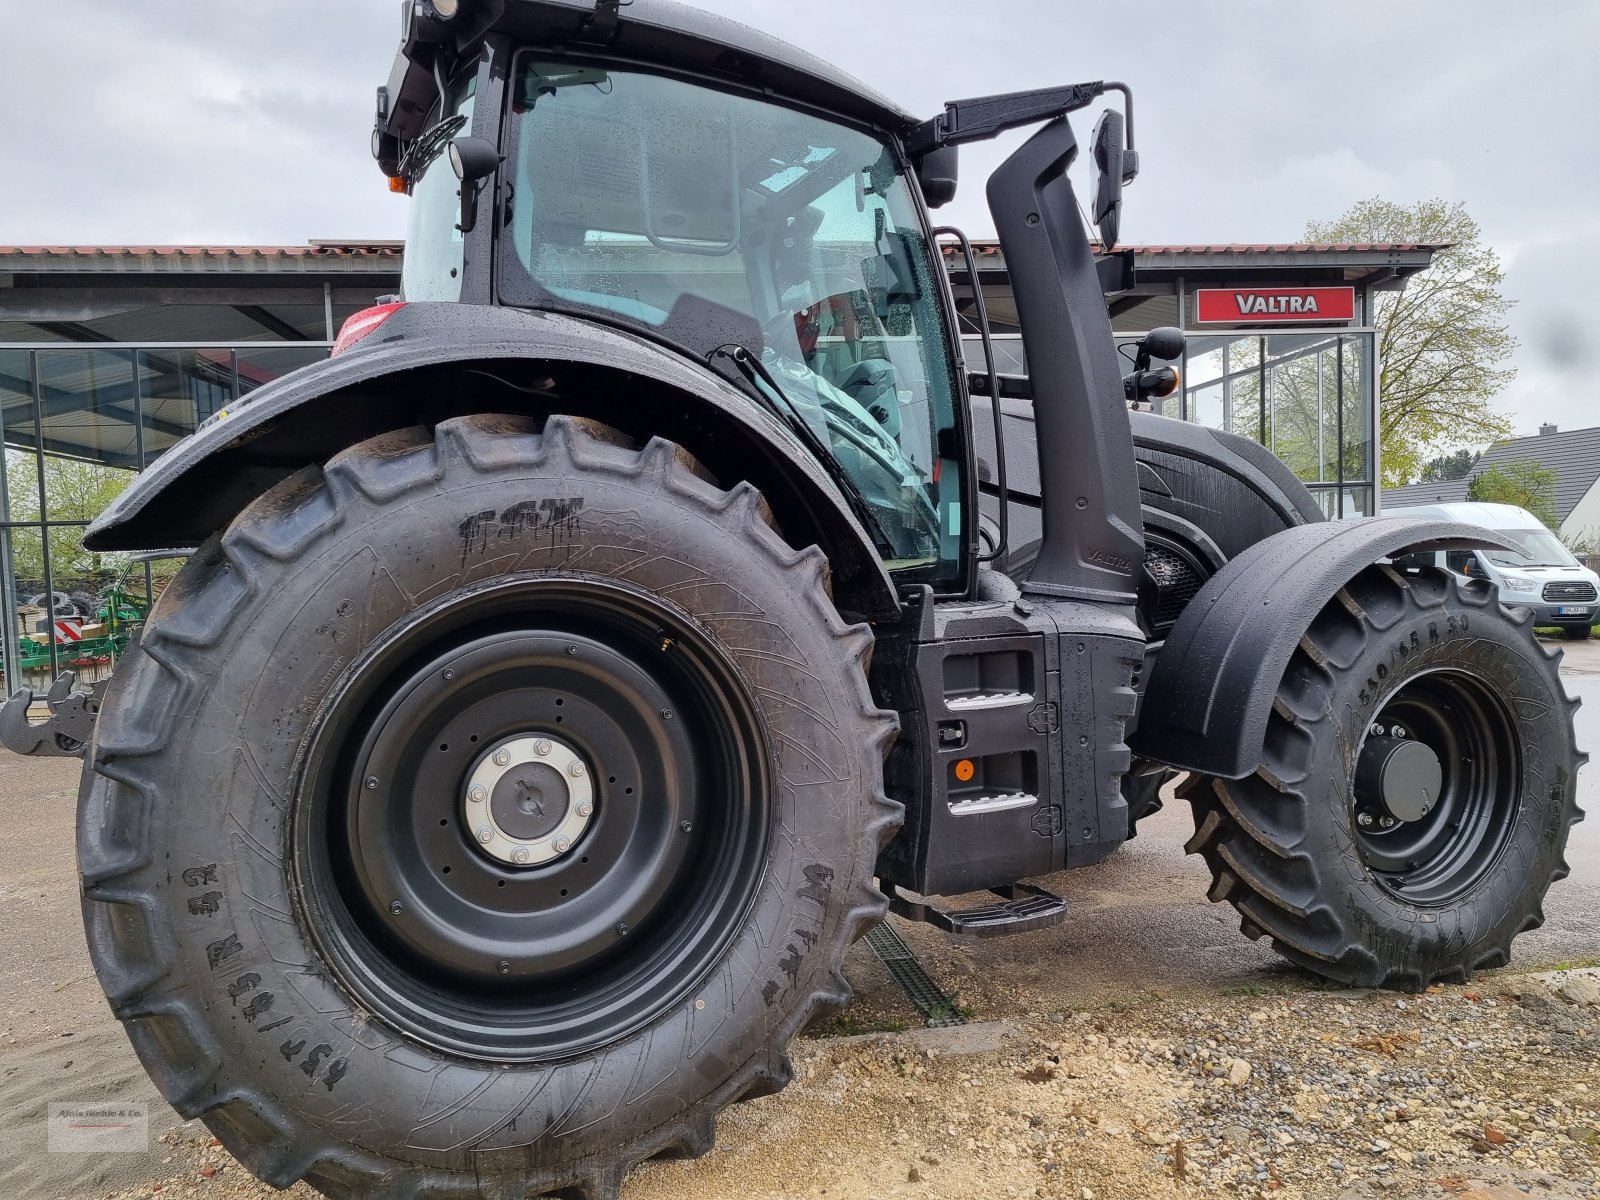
left=4, top=638, right=1597, bottom=1200
left=80, top=971, right=1600, bottom=1200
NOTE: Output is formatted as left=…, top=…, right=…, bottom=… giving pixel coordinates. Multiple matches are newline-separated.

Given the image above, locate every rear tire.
left=1182, top=564, right=1585, bottom=990
left=78, top=415, right=900, bottom=1199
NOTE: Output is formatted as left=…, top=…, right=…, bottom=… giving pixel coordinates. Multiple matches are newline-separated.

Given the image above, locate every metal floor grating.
left=864, top=919, right=965, bottom=1028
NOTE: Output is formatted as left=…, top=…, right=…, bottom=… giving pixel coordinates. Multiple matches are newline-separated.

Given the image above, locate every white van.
left=1387, top=501, right=1600, bottom=639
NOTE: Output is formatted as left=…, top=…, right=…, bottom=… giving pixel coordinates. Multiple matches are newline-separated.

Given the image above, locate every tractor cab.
left=382, top=2, right=973, bottom=585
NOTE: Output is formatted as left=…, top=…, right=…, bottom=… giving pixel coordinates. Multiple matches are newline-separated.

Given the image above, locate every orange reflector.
left=388, top=176, right=408, bottom=194
left=1158, top=368, right=1182, bottom=399
left=954, top=759, right=976, bottom=782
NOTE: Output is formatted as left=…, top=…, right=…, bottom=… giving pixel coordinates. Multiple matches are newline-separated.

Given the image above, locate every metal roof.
left=942, top=241, right=1445, bottom=287
left=3, top=240, right=1438, bottom=276
left=0, top=243, right=403, bottom=275
left=1383, top=425, right=1600, bottom=526
left=1383, top=479, right=1473, bottom=510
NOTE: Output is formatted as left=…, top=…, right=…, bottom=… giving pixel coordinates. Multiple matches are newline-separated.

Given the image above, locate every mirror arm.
left=906, top=82, right=1109, bottom=154
left=457, top=180, right=481, bottom=235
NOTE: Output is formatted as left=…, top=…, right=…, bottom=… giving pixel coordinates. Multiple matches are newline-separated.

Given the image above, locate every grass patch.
left=813, top=1012, right=910, bottom=1038
left=1513, top=958, right=1600, bottom=974
left=926, top=993, right=978, bottom=1024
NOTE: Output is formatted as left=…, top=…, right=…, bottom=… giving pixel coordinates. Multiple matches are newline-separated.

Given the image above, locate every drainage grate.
left=864, top=920, right=965, bottom=1028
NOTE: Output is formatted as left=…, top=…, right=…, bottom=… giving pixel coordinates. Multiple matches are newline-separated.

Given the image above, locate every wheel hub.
left=466, top=735, right=595, bottom=867
left=1355, top=733, right=1442, bottom=824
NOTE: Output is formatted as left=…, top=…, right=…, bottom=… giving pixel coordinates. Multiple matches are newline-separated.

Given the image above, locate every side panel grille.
left=1145, top=541, right=1208, bottom=632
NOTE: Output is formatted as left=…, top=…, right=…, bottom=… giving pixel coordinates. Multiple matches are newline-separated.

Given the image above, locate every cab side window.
left=1445, top=551, right=1478, bottom=576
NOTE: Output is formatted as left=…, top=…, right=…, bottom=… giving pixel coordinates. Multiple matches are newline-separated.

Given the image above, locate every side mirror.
left=1090, top=109, right=1137, bottom=249
left=1136, top=327, right=1185, bottom=369
left=916, top=145, right=959, bottom=209
left=449, top=136, right=501, bottom=235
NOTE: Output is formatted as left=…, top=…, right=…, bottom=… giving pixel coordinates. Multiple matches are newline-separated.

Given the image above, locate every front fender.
left=85, top=303, right=900, bottom=621
left=1132, top=518, right=1521, bottom=779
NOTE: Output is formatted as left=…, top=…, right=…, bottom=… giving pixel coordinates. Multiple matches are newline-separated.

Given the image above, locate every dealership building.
left=0, top=239, right=1435, bottom=687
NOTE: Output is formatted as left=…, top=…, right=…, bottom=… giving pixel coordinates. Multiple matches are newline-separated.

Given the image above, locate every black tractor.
left=9, top=1, right=1582, bottom=1196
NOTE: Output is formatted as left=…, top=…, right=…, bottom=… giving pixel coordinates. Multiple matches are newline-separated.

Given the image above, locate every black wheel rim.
left=1352, top=668, right=1522, bottom=906
left=292, top=577, right=771, bottom=1062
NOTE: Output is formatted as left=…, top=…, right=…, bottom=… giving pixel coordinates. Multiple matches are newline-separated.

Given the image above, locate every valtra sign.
left=1195, top=287, right=1356, bottom=324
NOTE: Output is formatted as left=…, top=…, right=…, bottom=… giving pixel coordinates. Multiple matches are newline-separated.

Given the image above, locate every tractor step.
left=883, top=881, right=1068, bottom=938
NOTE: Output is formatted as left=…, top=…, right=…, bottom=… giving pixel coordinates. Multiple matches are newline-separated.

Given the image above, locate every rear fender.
left=1132, top=518, right=1522, bottom=779
left=85, top=303, right=899, bottom=621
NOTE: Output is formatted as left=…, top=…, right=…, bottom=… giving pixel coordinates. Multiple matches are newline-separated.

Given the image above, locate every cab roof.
left=482, top=0, right=916, bottom=133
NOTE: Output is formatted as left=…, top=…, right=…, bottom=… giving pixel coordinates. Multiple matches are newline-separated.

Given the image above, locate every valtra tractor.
left=3, top=1, right=1583, bottom=1196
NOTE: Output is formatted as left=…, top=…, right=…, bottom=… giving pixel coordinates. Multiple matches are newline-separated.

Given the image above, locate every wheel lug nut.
left=469, top=785, right=487, bottom=803
left=513, top=847, right=531, bottom=864
left=477, top=826, right=494, bottom=844
left=554, top=836, right=572, bottom=853
left=535, top=739, right=553, bottom=757
left=568, top=760, right=585, bottom=778
left=389, top=901, right=402, bottom=915
left=680, top=820, right=693, bottom=833
left=365, top=777, right=379, bottom=790
left=1357, top=812, right=1374, bottom=828
left=493, top=750, right=511, bottom=767
left=577, top=802, right=593, bottom=818
left=498, top=960, right=510, bottom=975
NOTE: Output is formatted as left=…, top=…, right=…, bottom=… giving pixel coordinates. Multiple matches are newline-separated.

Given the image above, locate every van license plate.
left=1558, top=606, right=1591, bottom=617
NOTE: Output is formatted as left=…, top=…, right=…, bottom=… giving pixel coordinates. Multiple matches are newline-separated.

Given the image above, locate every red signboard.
left=1195, top=287, right=1356, bottom=324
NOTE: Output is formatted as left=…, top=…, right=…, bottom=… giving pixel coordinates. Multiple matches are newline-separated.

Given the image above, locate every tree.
left=1305, top=199, right=1515, bottom=489
left=1467, top=461, right=1559, bottom=530
left=1421, top=448, right=1481, bottom=482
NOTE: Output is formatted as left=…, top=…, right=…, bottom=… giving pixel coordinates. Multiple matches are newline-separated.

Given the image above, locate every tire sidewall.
left=87, top=427, right=883, bottom=1174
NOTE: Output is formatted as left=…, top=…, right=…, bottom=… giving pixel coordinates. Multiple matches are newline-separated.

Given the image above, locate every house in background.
left=1384, top=424, right=1600, bottom=550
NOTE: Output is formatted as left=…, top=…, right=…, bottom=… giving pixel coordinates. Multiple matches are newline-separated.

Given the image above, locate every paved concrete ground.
left=0, top=638, right=1594, bottom=1199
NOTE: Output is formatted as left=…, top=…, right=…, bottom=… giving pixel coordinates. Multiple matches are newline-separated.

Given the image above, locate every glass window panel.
left=1184, top=335, right=1262, bottom=442
left=1308, top=487, right=1341, bottom=520
left=404, top=75, right=479, bottom=303
left=39, top=450, right=135, bottom=520
left=1340, top=334, right=1372, bottom=483
left=1, top=351, right=42, bottom=525
left=137, top=350, right=232, bottom=462
left=7, top=525, right=59, bottom=684
left=963, top=334, right=1026, bottom=376
left=3, top=448, right=41, bottom=525
left=236, top=346, right=329, bottom=400
left=32, top=349, right=140, bottom=468
left=1261, top=333, right=1337, bottom=484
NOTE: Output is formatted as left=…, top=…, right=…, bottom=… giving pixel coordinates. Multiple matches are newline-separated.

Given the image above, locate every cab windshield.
left=1483, top=528, right=1580, bottom=569
left=500, top=56, right=965, bottom=585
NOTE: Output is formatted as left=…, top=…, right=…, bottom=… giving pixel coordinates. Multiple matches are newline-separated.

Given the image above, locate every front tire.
left=1562, top=625, right=1593, bottom=641
left=78, top=415, right=899, bottom=1198
left=1182, top=564, right=1585, bottom=990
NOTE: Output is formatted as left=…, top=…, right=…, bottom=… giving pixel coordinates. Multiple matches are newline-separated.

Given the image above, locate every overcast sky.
left=3, top=0, right=1596, bottom=438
